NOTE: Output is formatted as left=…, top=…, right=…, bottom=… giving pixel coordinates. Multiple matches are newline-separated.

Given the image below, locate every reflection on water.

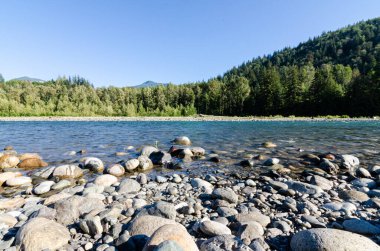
left=0, top=121, right=379, bottom=167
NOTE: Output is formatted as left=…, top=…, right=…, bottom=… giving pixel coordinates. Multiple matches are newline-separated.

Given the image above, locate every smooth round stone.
left=53, top=164, right=83, bottom=179
left=264, top=158, right=280, bottom=166
left=235, top=211, right=271, bottom=227
left=191, top=178, right=214, bottom=194
left=138, top=156, right=153, bottom=170
left=106, top=164, right=125, bottom=177
left=34, top=181, right=55, bottom=195
left=0, top=213, right=18, bottom=227
left=343, top=219, right=380, bottom=235
left=0, top=197, right=25, bottom=210
left=18, top=158, right=48, bottom=168
left=350, top=178, right=377, bottom=189
left=212, top=188, right=238, bottom=203
left=140, top=146, right=158, bottom=156
left=143, top=224, right=198, bottom=251
left=290, top=228, right=380, bottom=251
left=15, top=217, right=70, bottom=251
left=200, top=220, right=232, bottom=236
left=51, top=180, right=72, bottom=190
left=173, top=136, right=191, bottom=146
left=156, top=176, right=168, bottom=183
left=262, top=142, right=277, bottom=148
left=339, top=190, right=370, bottom=202
left=0, top=172, right=22, bottom=185
left=84, top=157, right=104, bottom=172
left=94, top=174, right=118, bottom=187
left=125, top=159, right=140, bottom=171
left=238, top=221, right=264, bottom=242
left=0, top=155, right=20, bottom=168
left=5, top=176, right=32, bottom=186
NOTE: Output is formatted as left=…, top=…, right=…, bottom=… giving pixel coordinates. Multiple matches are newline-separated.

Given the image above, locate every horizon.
left=1, top=1, right=380, bottom=87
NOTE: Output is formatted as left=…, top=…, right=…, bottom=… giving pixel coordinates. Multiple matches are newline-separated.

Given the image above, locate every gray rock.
left=200, top=234, right=252, bottom=251
left=301, top=215, right=326, bottom=228
left=310, top=175, right=333, bottom=190
left=341, top=155, right=360, bottom=171
left=319, top=158, right=339, bottom=174
left=339, top=190, right=370, bottom=202
left=268, top=180, right=288, bottom=190
left=33, top=181, right=55, bottom=195
left=200, top=220, right=232, bottom=236
left=128, top=215, right=180, bottom=237
left=350, top=178, right=377, bottom=189
left=84, top=157, right=104, bottom=172
left=80, top=215, right=103, bottom=236
left=149, top=201, right=177, bottom=220
left=137, top=173, right=148, bottom=184
left=286, top=181, right=323, bottom=195
left=290, top=228, right=380, bottom=251
left=212, top=188, right=238, bottom=204
left=138, top=156, right=154, bottom=170
left=235, top=211, right=271, bottom=227
left=125, top=159, right=140, bottom=171
left=54, top=195, right=105, bottom=225
left=118, top=178, right=141, bottom=194
left=15, top=217, right=70, bottom=251
left=343, top=219, right=380, bottom=235
left=149, top=151, right=172, bottom=165
left=173, top=136, right=191, bottom=146
left=53, top=164, right=83, bottom=179
left=217, top=207, right=238, bottom=217
left=153, top=240, right=184, bottom=251
left=140, top=146, right=159, bottom=156
left=142, top=224, right=198, bottom=251
left=264, top=158, right=280, bottom=166
left=30, top=206, right=57, bottom=220
left=51, top=179, right=72, bottom=190
left=237, top=221, right=264, bottom=242
left=191, top=178, right=214, bottom=194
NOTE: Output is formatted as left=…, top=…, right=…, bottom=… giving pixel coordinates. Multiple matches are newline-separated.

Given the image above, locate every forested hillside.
left=0, top=18, right=379, bottom=116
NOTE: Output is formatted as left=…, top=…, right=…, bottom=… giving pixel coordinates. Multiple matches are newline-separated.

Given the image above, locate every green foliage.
left=0, top=18, right=379, bottom=117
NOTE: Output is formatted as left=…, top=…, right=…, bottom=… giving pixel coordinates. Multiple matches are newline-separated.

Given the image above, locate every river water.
left=0, top=120, right=379, bottom=170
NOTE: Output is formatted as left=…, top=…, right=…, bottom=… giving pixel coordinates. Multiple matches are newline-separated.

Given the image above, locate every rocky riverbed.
left=0, top=136, right=380, bottom=251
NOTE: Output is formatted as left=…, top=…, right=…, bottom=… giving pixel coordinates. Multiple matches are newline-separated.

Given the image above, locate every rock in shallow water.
left=15, top=217, right=70, bottom=251
left=173, top=136, right=191, bottom=146
left=84, top=157, right=104, bottom=172
left=53, top=164, right=83, bottom=179
left=290, top=228, right=380, bottom=251
left=106, top=164, right=125, bottom=176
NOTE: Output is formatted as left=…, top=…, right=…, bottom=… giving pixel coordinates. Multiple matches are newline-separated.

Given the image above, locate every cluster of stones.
left=0, top=139, right=379, bottom=250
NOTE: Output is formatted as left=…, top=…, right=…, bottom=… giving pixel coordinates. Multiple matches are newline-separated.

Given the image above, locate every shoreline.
left=0, top=115, right=378, bottom=122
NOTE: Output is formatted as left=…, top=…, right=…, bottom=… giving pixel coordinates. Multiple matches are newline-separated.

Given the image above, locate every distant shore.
left=0, top=115, right=378, bottom=122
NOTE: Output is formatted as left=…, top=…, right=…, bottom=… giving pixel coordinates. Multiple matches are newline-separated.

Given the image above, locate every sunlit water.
left=0, top=120, right=379, bottom=173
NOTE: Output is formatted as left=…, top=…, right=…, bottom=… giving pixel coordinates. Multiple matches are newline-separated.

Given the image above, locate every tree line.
left=0, top=18, right=379, bottom=117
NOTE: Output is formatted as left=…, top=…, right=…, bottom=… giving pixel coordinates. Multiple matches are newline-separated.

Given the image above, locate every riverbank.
left=0, top=136, right=380, bottom=250
left=0, top=115, right=378, bottom=122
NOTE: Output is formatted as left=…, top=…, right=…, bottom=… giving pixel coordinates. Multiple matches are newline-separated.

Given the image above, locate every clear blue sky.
left=1, top=1, right=379, bottom=87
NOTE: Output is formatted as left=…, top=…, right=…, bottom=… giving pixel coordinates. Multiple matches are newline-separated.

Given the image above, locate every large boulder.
left=143, top=224, right=199, bottom=251
left=290, top=228, right=380, bottom=251
left=53, top=164, right=83, bottom=179
left=15, top=217, right=70, bottom=251
left=54, top=195, right=105, bottom=225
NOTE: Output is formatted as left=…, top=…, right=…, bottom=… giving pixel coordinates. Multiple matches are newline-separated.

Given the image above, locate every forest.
left=0, top=17, right=379, bottom=117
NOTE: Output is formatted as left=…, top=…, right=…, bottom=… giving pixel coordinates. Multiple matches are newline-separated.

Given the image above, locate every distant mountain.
left=131, top=81, right=168, bottom=88
left=11, top=76, right=45, bottom=83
